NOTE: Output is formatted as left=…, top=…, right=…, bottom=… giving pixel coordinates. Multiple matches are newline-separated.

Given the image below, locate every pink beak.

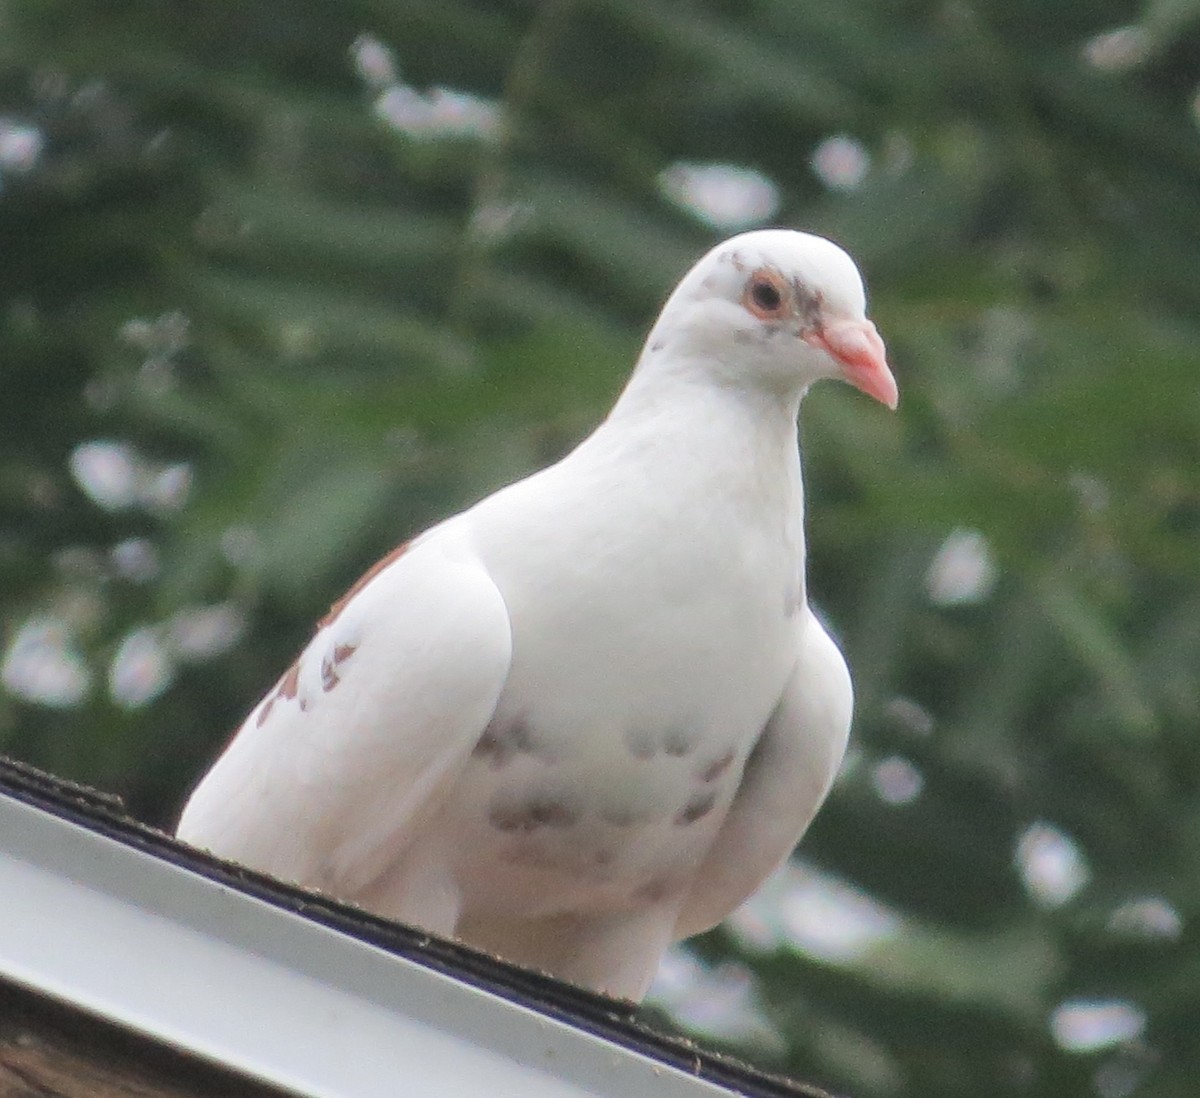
left=806, top=318, right=898, bottom=410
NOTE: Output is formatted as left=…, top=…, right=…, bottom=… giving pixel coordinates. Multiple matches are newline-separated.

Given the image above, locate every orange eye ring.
left=743, top=268, right=789, bottom=320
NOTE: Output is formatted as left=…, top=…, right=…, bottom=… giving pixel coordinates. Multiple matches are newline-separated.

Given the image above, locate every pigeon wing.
left=673, top=611, right=852, bottom=939
left=176, top=532, right=512, bottom=904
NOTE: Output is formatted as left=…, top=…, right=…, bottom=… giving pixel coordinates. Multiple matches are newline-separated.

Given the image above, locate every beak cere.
left=806, top=318, right=899, bottom=410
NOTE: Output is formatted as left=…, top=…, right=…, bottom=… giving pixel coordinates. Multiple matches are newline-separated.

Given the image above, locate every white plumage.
left=177, top=229, right=898, bottom=1001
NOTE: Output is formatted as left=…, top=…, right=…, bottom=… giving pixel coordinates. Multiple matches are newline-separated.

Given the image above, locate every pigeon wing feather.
left=673, top=611, right=852, bottom=939
left=177, top=531, right=513, bottom=903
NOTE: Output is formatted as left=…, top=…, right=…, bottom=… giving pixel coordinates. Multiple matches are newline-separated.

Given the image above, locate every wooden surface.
left=0, top=979, right=295, bottom=1098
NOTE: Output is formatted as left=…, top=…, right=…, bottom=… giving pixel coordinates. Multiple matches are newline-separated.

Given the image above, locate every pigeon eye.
left=751, top=281, right=781, bottom=310
left=744, top=271, right=788, bottom=319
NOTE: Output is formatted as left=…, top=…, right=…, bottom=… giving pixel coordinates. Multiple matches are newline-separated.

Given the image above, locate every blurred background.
left=2, top=1, right=1199, bottom=1095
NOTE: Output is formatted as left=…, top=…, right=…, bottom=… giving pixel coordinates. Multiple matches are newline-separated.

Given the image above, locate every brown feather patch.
left=256, top=660, right=301, bottom=727
left=698, top=751, right=735, bottom=784
left=256, top=537, right=405, bottom=726
left=319, top=540, right=411, bottom=629
left=278, top=662, right=300, bottom=700
left=321, top=643, right=358, bottom=692
left=256, top=539, right=410, bottom=727
left=674, top=791, right=717, bottom=826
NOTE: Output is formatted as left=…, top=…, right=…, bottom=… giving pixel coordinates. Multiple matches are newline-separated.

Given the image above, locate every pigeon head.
left=644, top=229, right=898, bottom=408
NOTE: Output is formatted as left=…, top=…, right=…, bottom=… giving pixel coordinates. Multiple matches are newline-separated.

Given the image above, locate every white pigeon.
left=177, top=229, right=897, bottom=1001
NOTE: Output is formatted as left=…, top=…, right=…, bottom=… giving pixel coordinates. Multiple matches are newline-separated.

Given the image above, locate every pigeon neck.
left=594, top=356, right=809, bottom=605
left=610, top=342, right=807, bottom=435
left=601, top=351, right=807, bottom=517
